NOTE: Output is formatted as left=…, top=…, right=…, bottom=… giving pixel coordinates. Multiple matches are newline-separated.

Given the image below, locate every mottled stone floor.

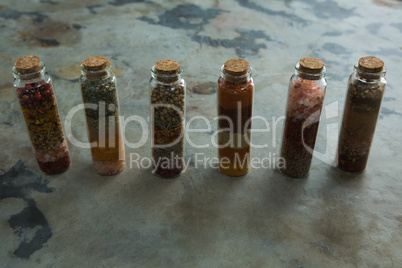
left=0, top=0, right=401, bottom=267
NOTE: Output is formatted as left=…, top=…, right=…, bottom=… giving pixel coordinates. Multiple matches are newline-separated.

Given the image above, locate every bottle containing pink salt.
left=279, top=57, right=327, bottom=178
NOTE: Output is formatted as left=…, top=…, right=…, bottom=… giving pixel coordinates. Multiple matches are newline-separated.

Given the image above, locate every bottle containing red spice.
left=12, top=55, right=71, bottom=174
left=150, top=60, right=186, bottom=178
left=218, top=58, right=254, bottom=176
left=280, top=57, right=327, bottom=178
left=337, top=56, right=386, bottom=173
left=79, top=56, right=125, bottom=175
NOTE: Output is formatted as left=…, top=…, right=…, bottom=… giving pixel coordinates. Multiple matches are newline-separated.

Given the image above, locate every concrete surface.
left=0, top=0, right=401, bottom=267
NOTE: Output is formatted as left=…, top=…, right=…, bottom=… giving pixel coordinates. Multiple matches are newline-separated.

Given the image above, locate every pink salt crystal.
left=287, top=78, right=324, bottom=120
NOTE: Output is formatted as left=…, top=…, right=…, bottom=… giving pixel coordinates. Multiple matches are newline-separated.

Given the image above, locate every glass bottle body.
left=217, top=70, right=254, bottom=176
left=79, top=67, right=125, bottom=175
left=13, top=65, right=71, bottom=174
left=337, top=67, right=386, bottom=173
left=280, top=64, right=327, bottom=178
left=150, top=68, right=186, bottom=178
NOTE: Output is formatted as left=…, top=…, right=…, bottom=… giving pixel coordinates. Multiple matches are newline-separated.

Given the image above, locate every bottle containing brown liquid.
left=337, top=56, right=387, bottom=173
left=217, top=58, right=254, bottom=176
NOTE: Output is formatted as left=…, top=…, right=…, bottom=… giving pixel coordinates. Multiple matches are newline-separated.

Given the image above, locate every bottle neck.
left=295, top=63, right=326, bottom=80
left=12, top=62, right=46, bottom=81
left=81, top=64, right=112, bottom=80
left=151, top=66, right=182, bottom=84
left=221, top=65, right=252, bottom=83
left=354, top=64, right=386, bottom=80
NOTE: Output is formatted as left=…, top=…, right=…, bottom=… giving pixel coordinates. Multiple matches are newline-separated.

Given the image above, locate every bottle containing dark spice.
left=337, top=56, right=386, bottom=173
left=150, top=60, right=185, bottom=178
left=218, top=58, right=254, bottom=176
left=79, top=56, right=125, bottom=175
left=279, top=57, right=327, bottom=178
left=12, top=55, right=71, bottom=174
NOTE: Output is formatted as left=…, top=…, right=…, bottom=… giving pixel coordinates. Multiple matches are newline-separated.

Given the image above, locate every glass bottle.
left=12, top=55, right=71, bottom=174
left=280, top=57, right=327, bottom=178
left=217, top=58, right=254, bottom=176
left=79, top=56, right=125, bottom=175
left=150, top=60, right=186, bottom=178
left=337, top=56, right=386, bottom=173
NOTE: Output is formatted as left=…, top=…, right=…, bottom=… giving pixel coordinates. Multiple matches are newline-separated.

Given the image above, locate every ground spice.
left=150, top=60, right=185, bottom=178
left=13, top=55, right=70, bottom=174
left=218, top=58, right=254, bottom=176
left=280, top=57, right=326, bottom=178
left=337, top=56, right=386, bottom=173
left=80, top=56, right=125, bottom=175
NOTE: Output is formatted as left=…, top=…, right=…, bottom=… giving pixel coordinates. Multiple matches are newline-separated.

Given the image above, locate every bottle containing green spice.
left=150, top=60, right=186, bottom=178
left=79, top=55, right=125, bottom=175
left=12, top=55, right=71, bottom=174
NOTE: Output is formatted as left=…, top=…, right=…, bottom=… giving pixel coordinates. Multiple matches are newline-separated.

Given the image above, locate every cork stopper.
left=358, top=56, right=384, bottom=73
left=154, top=59, right=180, bottom=75
left=82, top=56, right=110, bottom=71
left=14, top=55, right=41, bottom=75
left=223, top=58, right=249, bottom=76
left=299, top=57, right=325, bottom=74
